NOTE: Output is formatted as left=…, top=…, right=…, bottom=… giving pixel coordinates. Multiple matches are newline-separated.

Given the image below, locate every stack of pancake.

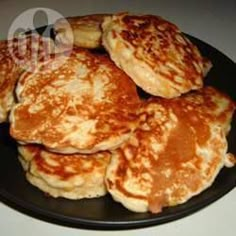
left=1, top=12, right=235, bottom=213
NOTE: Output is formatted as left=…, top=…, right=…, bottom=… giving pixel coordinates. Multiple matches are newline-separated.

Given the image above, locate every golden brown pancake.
left=18, top=144, right=111, bottom=199
left=10, top=48, right=141, bottom=154
left=102, top=13, right=212, bottom=98
left=0, top=34, right=54, bottom=123
left=0, top=40, right=19, bottom=123
left=7, top=33, right=55, bottom=72
left=54, top=14, right=110, bottom=49
left=106, top=87, right=235, bottom=213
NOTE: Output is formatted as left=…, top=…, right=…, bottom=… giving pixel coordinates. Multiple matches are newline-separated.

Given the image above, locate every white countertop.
left=0, top=0, right=235, bottom=235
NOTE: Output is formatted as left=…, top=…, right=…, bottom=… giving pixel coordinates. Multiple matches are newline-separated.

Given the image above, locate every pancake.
left=10, top=48, right=141, bottom=154
left=102, top=13, right=212, bottom=98
left=0, top=40, right=19, bottom=123
left=18, top=144, right=111, bottom=199
left=105, top=87, right=235, bottom=213
left=54, top=14, right=110, bottom=49
left=7, top=33, right=55, bottom=72
left=0, top=34, right=54, bottom=123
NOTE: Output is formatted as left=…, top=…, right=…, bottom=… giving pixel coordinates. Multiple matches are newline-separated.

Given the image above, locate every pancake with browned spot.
left=10, top=48, right=141, bottom=154
left=102, top=13, right=212, bottom=98
left=54, top=14, right=110, bottom=49
left=106, top=87, right=235, bottom=213
left=0, top=34, right=54, bottom=123
left=18, top=144, right=111, bottom=199
left=0, top=39, right=19, bottom=123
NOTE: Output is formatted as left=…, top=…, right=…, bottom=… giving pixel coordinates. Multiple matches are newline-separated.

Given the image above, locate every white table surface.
left=0, top=0, right=235, bottom=235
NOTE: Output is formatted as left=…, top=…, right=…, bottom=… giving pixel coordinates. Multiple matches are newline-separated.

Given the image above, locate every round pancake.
left=18, top=144, right=111, bottom=199
left=0, top=34, right=54, bottom=123
left=10, top=48, right=141, bottom=154
left=102, top=13, right=211, bottom=98
left=106, top=87, right=235, bottom=213
left=54, top=14, right=110, bottom=49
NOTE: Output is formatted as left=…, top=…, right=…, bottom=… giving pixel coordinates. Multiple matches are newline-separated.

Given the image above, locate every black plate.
left=0, top=31, right=235, bottom=230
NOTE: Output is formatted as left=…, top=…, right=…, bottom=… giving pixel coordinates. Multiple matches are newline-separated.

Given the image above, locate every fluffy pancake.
left=106, top=87, right=235, bottom=213
left=54, top=14, right=110, bottom=49
left=10, top=48, right=141, bottom=154
left=18, top=144, right=111, bottom=199
left=102, top=13, right=211, bottom=98
left=0, top=34, right=54, bottom=123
